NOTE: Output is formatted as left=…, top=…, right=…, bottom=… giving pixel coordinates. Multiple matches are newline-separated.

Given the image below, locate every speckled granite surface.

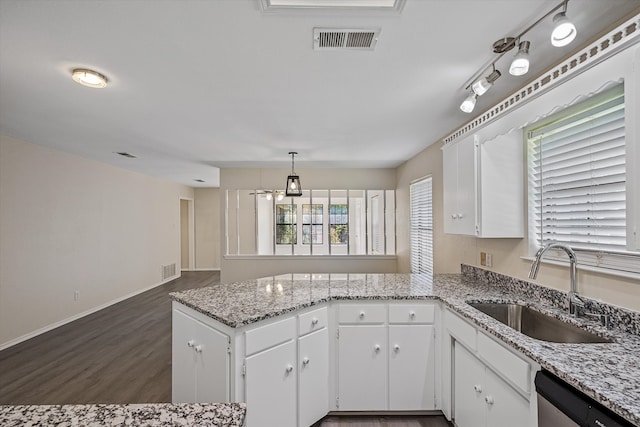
left=170, top=268, right=640, bottom=426
left=0, top=402, right=246, bottom=426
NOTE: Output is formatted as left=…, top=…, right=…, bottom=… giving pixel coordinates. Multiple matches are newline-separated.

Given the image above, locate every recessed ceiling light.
left=72, top=68, right=108, bottom=88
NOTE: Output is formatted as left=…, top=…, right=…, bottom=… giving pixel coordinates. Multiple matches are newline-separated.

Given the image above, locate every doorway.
left=180, top=198, right=195, bottom=271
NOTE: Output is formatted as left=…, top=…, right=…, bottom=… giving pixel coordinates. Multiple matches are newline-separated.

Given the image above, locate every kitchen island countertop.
left=170, top=266, right=640, bottom=426
left=0, top=402, right=246, bottom=427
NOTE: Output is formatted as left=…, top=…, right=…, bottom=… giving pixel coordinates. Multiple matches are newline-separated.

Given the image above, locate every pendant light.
left=285, top=152, right=302, bottom=197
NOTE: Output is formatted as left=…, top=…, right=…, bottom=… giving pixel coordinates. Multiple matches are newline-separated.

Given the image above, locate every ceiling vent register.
left=314, top=28, right=380, bottom=50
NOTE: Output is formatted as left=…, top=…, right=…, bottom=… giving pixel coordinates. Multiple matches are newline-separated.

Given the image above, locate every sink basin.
left=468, top=302, right=613, bottom=343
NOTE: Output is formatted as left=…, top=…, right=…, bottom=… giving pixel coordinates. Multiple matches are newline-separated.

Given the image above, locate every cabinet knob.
left=302, top=357, right=310, bottom=366
left=286, top=364, right=294, bottom=374
left=458, top=213, right=464, bottom=219
left=474, top=385, right=482, bottom=393
left=194, top=345, right=203, bottom=353
left=311, top=318, right=319, bottom=326
left=409, top=311, right=416, bottom=319
left=485, top=395, right=494, bottom=405
left=393, top=344, right=400, bottom=352
left=187, top=340, right=195, bottom=348
left=359, top=312, right=365, bottom=319
left=451, top=214, right=457, bottom=219
left=374, top=344, right=381, bottom=353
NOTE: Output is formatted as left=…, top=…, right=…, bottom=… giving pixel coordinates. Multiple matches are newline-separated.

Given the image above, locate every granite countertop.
left=170, top=266, right=640, bottom=426
left=0, top=402, right=246, bottom=427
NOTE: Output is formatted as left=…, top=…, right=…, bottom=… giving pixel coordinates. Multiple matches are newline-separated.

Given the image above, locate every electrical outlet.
left=486, top=253, right=493, bottom=267
left=74, top=290, right=80, bottom=301
left=480, top=252, right=493, bottom=267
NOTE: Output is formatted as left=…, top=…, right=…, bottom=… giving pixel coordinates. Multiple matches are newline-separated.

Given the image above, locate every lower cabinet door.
left=172, top=309, right=197, bottom=403
left=298, top=328, right=329, bottom=427
left=337, top=325, right=387, bottom=411
left=193, top=319, right=230, bottom=403
left=484, top=368, right=530, bottom=427
left=454, top=343, right=486, bottom=427
left=245, top=340, right=297, bottom=427
left=388, top=325, right=435, bottom=410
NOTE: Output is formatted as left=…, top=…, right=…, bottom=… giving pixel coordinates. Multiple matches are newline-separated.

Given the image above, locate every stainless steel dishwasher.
left=535, top=370, right=634, bottom=427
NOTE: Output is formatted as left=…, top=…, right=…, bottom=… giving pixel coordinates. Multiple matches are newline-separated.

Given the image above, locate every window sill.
left=520, top=256, right=640, bottom=281
left=225, top=254, right=397, bottom=261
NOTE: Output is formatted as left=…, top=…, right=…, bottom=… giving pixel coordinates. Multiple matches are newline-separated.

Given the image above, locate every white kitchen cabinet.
left=337, top=325, right=387, bottom=410
left=442, top=132, right=523, bottom=237
left=298, top=328, right=329, bottom=427
left=245, top=340, right=297, bottom=427
left=172, top=307, right=230, bottom=403
left=454, top=343, right=530, bottom=427
left=389, top=325, right=436, bottom=410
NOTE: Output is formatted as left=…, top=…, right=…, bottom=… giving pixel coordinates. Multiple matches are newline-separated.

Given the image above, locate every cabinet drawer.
left=444, top=309, right=477, bottom=350
left=298, top=306, right=328, bottom=337
left=245, top=317, right=296, bottom=357
left=477, top=332, right=531, bottom=394
left=338, top=303, right=386, bottom=324
left=389, top=304, right=434, bottom=324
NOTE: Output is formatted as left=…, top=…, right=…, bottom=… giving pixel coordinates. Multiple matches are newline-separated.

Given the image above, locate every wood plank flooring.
left=0, top=271, right=453, bottom=426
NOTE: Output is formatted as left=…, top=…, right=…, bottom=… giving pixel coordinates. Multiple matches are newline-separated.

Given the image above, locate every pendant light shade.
left=471, top=69, right=501, bottom=96
left=285, top=152, right=302, bottom=197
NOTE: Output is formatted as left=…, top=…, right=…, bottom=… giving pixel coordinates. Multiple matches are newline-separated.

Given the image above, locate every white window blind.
left=528, top=85, right=639, bottom=274
left=410, top=176, right=433, bottom=275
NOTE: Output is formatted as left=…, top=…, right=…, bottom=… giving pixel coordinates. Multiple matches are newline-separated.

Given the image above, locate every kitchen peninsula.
left=170, top=266, right=640, bottom=427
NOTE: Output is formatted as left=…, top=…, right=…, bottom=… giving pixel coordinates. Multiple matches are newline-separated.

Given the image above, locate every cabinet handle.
left=311, top=318, right=319, bottom=326
left=474, top=385, right=482, bottom=393
left=286, top=364, right=294, bottom=374
left=359, top=311, right=365, bottom=319
left=374, top=344, right=381, bottom=353
left=187, top=340, right=195, bottom=348
left=409, top=311, right=416, bottom=319
left=393, top=344, right=400, bottom=352
left=485, top=395, right=494, bottom=405
left=194, top=345, right=203, bottom=353
left=302, top=357, right=310, bottom=366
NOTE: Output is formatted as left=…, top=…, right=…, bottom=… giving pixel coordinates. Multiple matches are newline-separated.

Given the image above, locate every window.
left=276, top=204, right=297, bottom=244
left=225, top=189, right=396, bottom=256
left=330, top=204, right=349, bottom=244
left=527, top=84, right=639, bottom=274
left=410, top=176, right=433, bottom=275
left=302, top=204, right=323, bottom=244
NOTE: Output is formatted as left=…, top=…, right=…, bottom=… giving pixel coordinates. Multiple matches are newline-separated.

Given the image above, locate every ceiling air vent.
left=314, top=28, right=380, bottom=51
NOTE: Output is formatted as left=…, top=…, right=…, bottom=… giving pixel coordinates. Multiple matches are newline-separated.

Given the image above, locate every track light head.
left=551, top=11, right=576, bottom=47
left=460, top=92, right=477, bottom=113
left=509, top=41, right=531, bottom=76
left=472, top=69, right=501, bottom=96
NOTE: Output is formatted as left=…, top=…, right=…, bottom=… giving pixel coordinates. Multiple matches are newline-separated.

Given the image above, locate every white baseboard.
left=0, top=273, right=181, bottom=351
left=181, top=268, right=220, bottom=272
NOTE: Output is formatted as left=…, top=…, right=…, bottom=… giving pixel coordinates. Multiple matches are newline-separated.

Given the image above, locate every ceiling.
left=1, top=0, right=638, bottom=188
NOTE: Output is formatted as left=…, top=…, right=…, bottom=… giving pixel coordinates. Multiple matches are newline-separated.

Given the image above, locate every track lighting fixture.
left=459, top=0, right=578, bottom=114
left=551, top=2, right=577, bottom=47
left=509, top=41, right=531, bottom=76
left=459, top=92, right=477, bottom=113
left=472, top=69, right=501, bottom=96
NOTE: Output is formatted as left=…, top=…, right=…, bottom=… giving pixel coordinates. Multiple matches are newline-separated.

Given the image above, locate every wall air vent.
left=314, top=28, right=380, bottom=51
left=162, top=263, right=176, bottom=281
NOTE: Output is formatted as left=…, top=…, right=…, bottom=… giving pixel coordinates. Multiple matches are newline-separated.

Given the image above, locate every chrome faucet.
left=528, top=243, right=585, bottom=317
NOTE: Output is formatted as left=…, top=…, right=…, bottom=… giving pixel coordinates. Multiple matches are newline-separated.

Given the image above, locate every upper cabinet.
left=443, top=132, right=524, bottom=238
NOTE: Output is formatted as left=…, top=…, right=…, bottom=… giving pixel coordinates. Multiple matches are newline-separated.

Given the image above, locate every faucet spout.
left=528, top=243, right=583, bottom=316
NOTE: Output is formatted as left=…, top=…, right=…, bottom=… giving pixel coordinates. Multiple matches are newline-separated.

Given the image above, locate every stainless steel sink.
left=468, top=302, right=613, bottom=343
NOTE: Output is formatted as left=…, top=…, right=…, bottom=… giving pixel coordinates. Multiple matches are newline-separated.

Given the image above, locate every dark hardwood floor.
left=0, top=270, right=452, bottom=426
left=0, top=271, right=218, bottom=404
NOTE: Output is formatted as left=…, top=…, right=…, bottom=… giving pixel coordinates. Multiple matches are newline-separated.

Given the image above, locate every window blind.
left=528, top=85, right=638, bottom=273
left=410, top=176, right=433, bottom=275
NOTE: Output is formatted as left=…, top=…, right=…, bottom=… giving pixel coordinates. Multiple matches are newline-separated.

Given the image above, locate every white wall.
left=194, top=188, right=220, bottom=270
left=396, top=43, right=640, bottom=312
left=0, top=135, right=194, bottom=348
left=219, top=167, right=397, bottom=283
